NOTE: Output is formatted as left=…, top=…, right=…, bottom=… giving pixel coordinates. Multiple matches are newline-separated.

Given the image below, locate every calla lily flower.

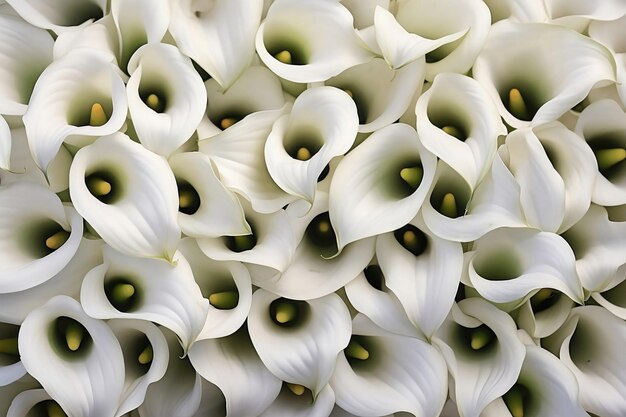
left=256, top=0, right=373, bottom=83
left=80, top=245, right=209, bottom=353
left=248, top=289, right=352, bottom=398
left=0, top=322, right=26, bottom=387
left=259, top=383, right=335, bottom=417
left=0, top=13, right=53, bottom=116
left=329, top=123, right=437, bottom=252
left=265, top=86, right=358, bottom=205
left=543, top=0, right=626, bottom=29
left=6, top=389, right=66, bottom=417
left=188, top=324, right=282, bottom=417
left=589, top=14, right=626, bottom=107
left=330, top=314, right=448, bottom=417
left=432, top=298, right=525, bottom=417
left=0, top=181, right=83, bottom=293
left=5, top=0, right=106, bottom=33
left=516, top=289, right=574, bottom=339
left=473, top=21, right=616, bottom=128
left=169, top=0, right=263, bottom=89
left=52, top=16, right=119, bottom=63
left=544, top=306, right=626, bottom=417
left=0, top=375, right=40, bottom=417
left=69, top=132, right=181, bottom=261
left=18, top=295, right=125, bottom=417
left=24, top=49, right=127, bottom=171
left=592, top=264, right=626, bottom=320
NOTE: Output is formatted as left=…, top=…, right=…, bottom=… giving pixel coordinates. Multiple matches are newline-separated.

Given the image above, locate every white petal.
left=188, top=325, right=282, bottom=417
left=546, top=0, right=626, bottom=24
left=248, top=290, right=352, bottom=396
left=6, top=389, right=57, bottom=417
left=6, top=0, right=106, bottom=33
left=329, top=123, right=437, bottom=251
left=53, top=17, right=118, bottom=62
left=0, top=376, right=40, bottom=417
left=266, top=87, right=358, bottom=204
left=592, top=264, right=626, bottom=320
left=0, top=116, right=11, bottom=171
left=18, top=295, right=125, bottom=417
left=23, top=50, right=127, bottom=171
left=127, top=43, right=207, bottom=157
left=515, top=292, right=574, bottom=339
left=256, top=0, right=373, bottom=83
left=0, top=182, right=82, bottom=293
left=260, top=383, right=335, bottom=417
left=0, top=322, right=25, bottom=387
left=81, top=246, right=208, bottom=353
left=193, top=379, right=227, bottom=417
left=69, top=132, right=181, bottom=261
left=169, top=0, right=263, bottom=88
left=330, top=315, right=448, bottom=417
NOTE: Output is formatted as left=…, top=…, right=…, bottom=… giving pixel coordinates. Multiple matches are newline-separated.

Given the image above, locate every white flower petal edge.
left=0, top=116, right=11, bottom=171
left=330, top=314, right=448, bottom=417
left=259, top=383, right=335, bottom=417
left=127, top=43, right=207, bottom=157
left=6, top=389, right=54, bottom=417
left=18, top=295, right=125, bottom=417
left=0, top=181, right=82, bottom=293
left=80, top=246, right=208, bottom=354
left=0, top=322, right=26, bottom=386
left=69, top=132, right=181, bottom=261
left=265, top=86, right=358, bottom=204
left=329, top=123, right=437, bottom=251
left=515, top=292, right=574, bottom=339
left=6, top=0, right=106, bottom=33
left=248, top=289, right=352, bottom=397
left=52, top=17, right=118, bottom=63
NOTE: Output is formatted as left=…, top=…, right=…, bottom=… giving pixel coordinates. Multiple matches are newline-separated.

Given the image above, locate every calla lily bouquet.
left=0, top=0, right=625, bottom=416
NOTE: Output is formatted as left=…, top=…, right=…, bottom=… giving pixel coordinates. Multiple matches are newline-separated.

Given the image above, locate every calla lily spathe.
left=259, top=383, right=335, bottom=417
left=6, top=0, right=106, bottom=33
left=0, top=322, right=25, bottom=387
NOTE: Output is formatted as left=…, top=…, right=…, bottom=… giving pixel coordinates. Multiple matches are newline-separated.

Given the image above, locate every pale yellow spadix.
left=0, top=337, right=18, bottom=355
left=400, top=166, right=423, bottom=188
left=274, top=50, right=292, bottom=64
left=178, top=190, right=195, bottom=209
left=138, top=345, right=153, bottom=365
left=220, top=118, right=237, bottom=130
left=45, top=230, right=70, bottom=250
left=318, top=220, right=331, bottom=234
left=508, top=88, right=528, bottom=120
left=275, top=302, right=297, bottom=324
left=111, top=283, right=135, bottom=302
left=503, top=387, right=525, bottom=417
left=89, top=103, right=107, bottom=126
left=470, top=327, right=493, bottom=350
left=287, top=383, right=306, bottom=396
left=345, top=340, right=369, bottom=360
left=209, top=291, right=239, bottom=310
left=440, top=192, right=457, bottom=218
left=47, top=402, right=67, bottom=417
left=442, top=125, right=463, bottom=140
left=296, top=147, right=312, bottom=161
left=87, top=178, right=112, bottom=197
left=596, top=148, right=626, bottom=171
left=403, top=230, right=417, bottom=246
left=146, top=94, right=161, bottom=112
left=66, top=323, right=84, bottom=352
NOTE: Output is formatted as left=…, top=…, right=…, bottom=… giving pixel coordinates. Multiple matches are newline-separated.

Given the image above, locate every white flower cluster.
left=0, top=0, right=625, bottom=416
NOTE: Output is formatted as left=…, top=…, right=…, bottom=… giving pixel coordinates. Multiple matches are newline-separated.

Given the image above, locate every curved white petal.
left=432, top=298, right=525, bottom=417
left=474, top=21, right=616, bottom=128
left=260, top=383, right=335, bottom=417
left=127, top=43, right=207, bottom=157
left=81, top=246, right=208, bottom=353
left=256, top=0, right=373, bottom=83
left=546, top=0, right=626, bottom=24
left=515, top=291, right=574, bottom=339
left=170, top=152, right=250, bottom=238
left=0, top=376, right=40, bottom=417
left=0, top=182, right=82, bottom=293
left=0, top=322, right=25, bottom=387
left=329, top=123, right=436, bottom=251
left=482, top=0, right=547, bottom=23
left=248, top=290, right=352, bottom=397
left=266, top=87, right=358, bottom=204
left=6, top=0, right=106, bottom=33
left=18, top=295, right=125, bottom=417
left=169, top=0, right=262, bottom=88
left=0, top=115, right=11, bottom=171
left=468, top=227, right=583, bottom=304
left=376, top=214, right=463, bottom=338
left=192, top=379, right=227, bottom=417
left=331, top=315, right=448, bottom=417
left=0, top=13, right=53, bottom=115
left=6, top=389, right=59, bottom=417
left=416, top=73, right=507, bottom=189
left=24, top=49, right=127, bottom=171
left=178, top=238, right=252, bottom=340
left=188, top=325, right=282, bottom=417
left=69, top=132, right=181, bottom=261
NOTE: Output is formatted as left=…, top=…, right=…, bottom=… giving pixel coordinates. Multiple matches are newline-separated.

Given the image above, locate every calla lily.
left=5, top=0, right=105, bottom=33
left=6, top=389, right=65, bottom=417
left=330, top=314, right=448, bottom=417
left=80, top=245, right=209, bottom=353
left=265, top=86, right=358, bottom=205
left=473, top=21, right=616, bottom=128
left=325, top=58, right=424, bottom=133
left=544, top=0, right=626, bottom=29
left=432, top=298, right=525, bottom=417
left=0, top=13, right=53, bottom=116
left=515, top=289, right=574, bottom=339
left=592, top=265, right=626, bottom=320
left=0, top=375, right=40, bottom=417
left=589, top=14, right=626, bottom=107
left=188, top=324, right=282, bottom=417
left=544, top=306, right=626, bottom=417
left=575, top=99, right=626, bottom=206
left=169, top=152, right=250, bottom=238
left=256, top=0, right=373, bottom=83
left=416, top=73, right=507, bottom=190
left=376, top=213, right=463, bottom=339
left=0, top=323, right=26, bottom=387
left=259, top=383, right=335, bottom=417
left=329, top=123, right=437, bottom=251
left=248, top=289, right=352, bottom=397
left=18, top=295, right=125, bottom=417
left=0, top=115, right=10, bottom=171
left=467, top=227, right=584, bottom=305
left=69, top=132, right=181, bottom=261
left=24, top=49, right=127, bottom=171
left=169, top=0, right=263, bottom=89
left=0, top=181, right=82, bottom=293
left=178, top=238, right=252, bottom=340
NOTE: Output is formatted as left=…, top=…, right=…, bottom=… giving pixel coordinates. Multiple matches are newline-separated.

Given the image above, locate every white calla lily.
left=544, top=0, right=626, bottom=27
left=589, top=14, right=626, bottom=107
left=331, top=314, right=448, bottom=417
left=0, top=181, right=82, bottom=293
left=0, top=322, right=25, bottom=387
left=5, top=0, right=105, bottom=33
left=52, top=16, right=118, bottom=63
left=329, top=123, right=437, bottom=251
left=260, top=383, right=335, bottom=417
left=256, top=0, right=373, bottom=83
left=248, top=289, right=352, bottom=397
left=81, top=245, right=208, bottom=353
left=18, top=295, right=125, bottom=417
left=0, top=376, right=40, bottom=417
left=592, top=265, right=626, bottom=320
left=169, top=0, right=262, bottom=89
left=6, top=389, right=64, bottom=417
left=0, top=13, right=53, bottom=116
left=24, top=49, right=127, bottom=171
left=265, top=87, right=358, bottom=204
left=188, top=325, right=282, bottom=417
left=515, top=290, right=574, bottom=339
left=69, top=132, right=181, bottom=261
left=432, top=298, right=525, bottom=417
left=473, top=21, right=616, bottom=128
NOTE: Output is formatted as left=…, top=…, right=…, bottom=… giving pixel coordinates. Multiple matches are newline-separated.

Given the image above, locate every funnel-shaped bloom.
left=516, top=290, right=574, bottom=339
left=6, top=0, right=106, bottom=33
